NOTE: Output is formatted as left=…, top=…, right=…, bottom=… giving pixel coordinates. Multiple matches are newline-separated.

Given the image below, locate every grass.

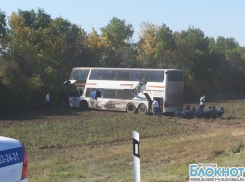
left=0, top=114, right=198, bottom=148
left=1, top=99, right=245, bottom=181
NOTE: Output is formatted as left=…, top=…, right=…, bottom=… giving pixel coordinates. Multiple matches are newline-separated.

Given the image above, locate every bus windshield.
left=69, top=69, right=90, bottom=80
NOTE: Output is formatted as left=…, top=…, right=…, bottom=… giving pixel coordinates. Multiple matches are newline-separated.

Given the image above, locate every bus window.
left=131, top=71, right=145, bottom=81
left=117, top=90, right=133, bottom=99
left=102, top=89, right=117, bottom=98
left=90, top=70, right=103, bottom=80
left=154, top=71, right=164, bottom=82
left=69, top=69, right=89, bottom=80
left=86, top=88, right=101, bottom=98
left=145, top=71, right=164, bottom=82
left=103, top=70, right=116, bottom=80
left=117, top=70, right=130, bottom=81
left=85, top=88, right=92, bottom=97
left=168, top=71, right=183, bottom=81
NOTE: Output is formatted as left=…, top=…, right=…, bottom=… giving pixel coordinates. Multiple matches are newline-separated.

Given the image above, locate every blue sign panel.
left=0, top=147, right=23, bottom=168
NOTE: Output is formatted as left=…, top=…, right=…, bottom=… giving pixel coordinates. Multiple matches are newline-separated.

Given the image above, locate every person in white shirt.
left=152, top=98, right=161, bottom=117
left=200, top=95, right=206, bottom=109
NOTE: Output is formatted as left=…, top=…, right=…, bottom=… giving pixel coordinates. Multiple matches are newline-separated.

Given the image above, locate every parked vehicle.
left=0, top=136, right=28, bottom=182
left=64, top=67, right=184, bottom=114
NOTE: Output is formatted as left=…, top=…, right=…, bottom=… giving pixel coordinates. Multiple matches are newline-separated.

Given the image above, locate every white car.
left=0, top=136, right=28, bottom=182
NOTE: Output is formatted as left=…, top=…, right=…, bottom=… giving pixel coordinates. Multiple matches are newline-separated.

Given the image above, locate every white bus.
left=63, top=67, right=184, bottom=114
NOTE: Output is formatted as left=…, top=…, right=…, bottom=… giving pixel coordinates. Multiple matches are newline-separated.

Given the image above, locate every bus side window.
left=103, top=89, right=116, bottom=98
left=145, top=71, right=152, bottom=82
left=117, top=71, right=130, bottom=81
left=91, top=89, right=102, bottom=100
left=143, top=71, right=164, bottom=82
left=117, top=71, right=122, bottom=80
left=103, top=70, right=116, bottom=80
left=131, top=71, right=144, bottom=81
left=90, top=70, right=103, bottom=80
left=155, top=72, right=164, bottom=82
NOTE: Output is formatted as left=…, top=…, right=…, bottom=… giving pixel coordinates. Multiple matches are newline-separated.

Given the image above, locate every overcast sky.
left=1, top=0, right=245, bottom=46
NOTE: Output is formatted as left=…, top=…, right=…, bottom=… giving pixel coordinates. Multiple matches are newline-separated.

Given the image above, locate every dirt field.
left=0, top=108, right=122, bottom=125
left=0, top=99, right=242, bottom=128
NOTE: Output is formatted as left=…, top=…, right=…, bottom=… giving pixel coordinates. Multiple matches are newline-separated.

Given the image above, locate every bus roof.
left=72, top=67, right=183, bottom=72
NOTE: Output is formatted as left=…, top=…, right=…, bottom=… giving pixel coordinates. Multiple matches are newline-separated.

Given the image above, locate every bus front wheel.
left=138, top=103, right=148, bottom=115
left=126, top=102, right=137, bottom=114
left=80, top=101, right=88, bottom=111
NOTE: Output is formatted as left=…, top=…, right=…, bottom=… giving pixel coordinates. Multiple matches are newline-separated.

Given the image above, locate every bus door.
left=63, top=82, right=81, bottom=108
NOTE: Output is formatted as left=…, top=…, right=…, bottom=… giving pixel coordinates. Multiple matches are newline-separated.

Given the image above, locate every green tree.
left=154, top=24, right=176, bottom=68
left=99, top=17, right=135, bottom=67
left=137, top=22, right=176, bottom=68
left=101, top=17, right=134, bottom=48
left=174, top=27, right=216, bottom=96
left=0, top=10, right=8, bottom=55
left=1, top=9, right=92, bottom=109
left=137, top=22, right=161, bottom=68
left=211, top=37, right=245, bottom=93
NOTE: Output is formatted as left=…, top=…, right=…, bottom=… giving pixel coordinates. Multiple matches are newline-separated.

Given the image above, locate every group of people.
left=175, top=95, right=225, bottom=119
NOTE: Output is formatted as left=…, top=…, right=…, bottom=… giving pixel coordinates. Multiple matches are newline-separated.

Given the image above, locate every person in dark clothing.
left=191, top=106, right=197, bottom=117
left=175, top=107, right=184, bottom=118
left=210, top=106, right=218, bottom=119
left=196, top=106, right=204, bottom=118
left=204, top=106, right=212, bottom=119
left=217, top=107, right=224, bottom=117
left=183, top=105, right=192, bottom=119
left=61, top=91, right=69, bottom=108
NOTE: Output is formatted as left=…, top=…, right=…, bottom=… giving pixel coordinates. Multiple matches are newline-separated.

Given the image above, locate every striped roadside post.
left=133, top=130, right=140, bottom=182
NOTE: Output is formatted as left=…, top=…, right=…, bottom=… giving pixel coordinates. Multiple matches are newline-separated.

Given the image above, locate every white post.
left=133, top=130, right=140, bottom=182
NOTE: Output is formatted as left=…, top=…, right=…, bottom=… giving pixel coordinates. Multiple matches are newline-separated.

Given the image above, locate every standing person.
left=152, top=98, right=161, bottom=117
left=200, top=95, right=206, bottom=109
left=46, top=93, right=50, bottom=111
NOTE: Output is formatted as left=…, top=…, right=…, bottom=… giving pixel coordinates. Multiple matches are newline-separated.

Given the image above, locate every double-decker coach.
left=63, top=67, right=184, bottom=114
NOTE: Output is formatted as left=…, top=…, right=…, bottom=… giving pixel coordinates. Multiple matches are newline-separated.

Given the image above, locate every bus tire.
left=126, top=102, right=137, bottom=114
left=80, top=101, right=88, bottom=111
left=138, top=103, right=148, bottom=115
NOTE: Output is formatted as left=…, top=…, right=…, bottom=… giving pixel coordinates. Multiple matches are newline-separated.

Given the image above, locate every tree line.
left=0, top=8, right=245, bottom=111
